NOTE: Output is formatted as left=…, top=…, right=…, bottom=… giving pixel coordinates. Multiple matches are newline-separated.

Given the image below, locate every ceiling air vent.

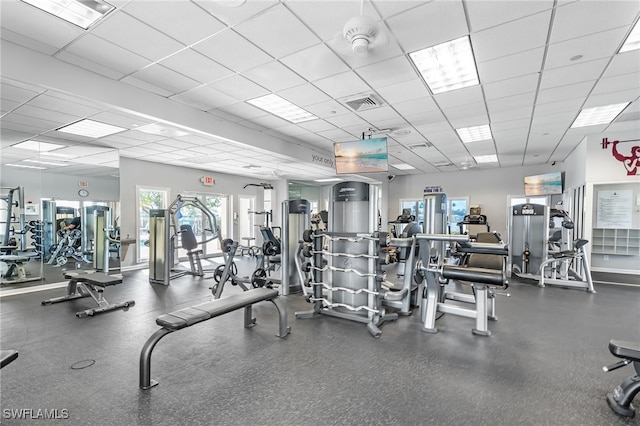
left=342, top=93, right=384, bottom=112
left=408, top=142, right=433, bottom=149
left=433, top=161, right=454, bottom=167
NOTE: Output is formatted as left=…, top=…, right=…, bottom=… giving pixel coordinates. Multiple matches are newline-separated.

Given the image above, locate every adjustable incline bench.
left=139, top=287, right=290, bottom=390
left=42, top=271, right=135, bottom=317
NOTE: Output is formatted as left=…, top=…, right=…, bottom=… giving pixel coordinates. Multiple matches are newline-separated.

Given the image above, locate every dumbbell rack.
left=295, top=229, right=398, bottom=338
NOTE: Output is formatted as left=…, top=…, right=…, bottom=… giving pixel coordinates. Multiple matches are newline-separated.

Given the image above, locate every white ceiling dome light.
left=343, top=14, right=379, bottom=55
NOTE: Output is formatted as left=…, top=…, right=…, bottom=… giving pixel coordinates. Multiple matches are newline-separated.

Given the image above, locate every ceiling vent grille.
left=433, top=161, right=453, bottom=167
left=408, top=142, right=433, bottom=149
left=342, top=93, right=384, bottom=112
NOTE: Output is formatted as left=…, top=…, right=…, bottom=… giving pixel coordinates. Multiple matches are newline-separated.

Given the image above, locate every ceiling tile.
left=604, top=50, right=640, bottom=78
left=217, top=102, right=268, bottom=120
left=235, top=5, right=320, bottom=59
left=487, top=92, right=537, bottom=116
left=355, top=56, right=417, bottom=89
left=91, top=12, right=185, bottom=62
left=128, top=64, right=200, bottom=95
left=171, top=85, right=238, bottom=110
left=304, top=100, right=351, bottom=118
left=482, top=74, right=539, bottom=100
left=466, top=0, right=554, bottom=32
left=160, top=49, right=234, bottom=85
left=376, top=79, right=431, bottom=104
left=208, top=75, right=270, bottom=101
left=192, top=0, right=278, bottom=27
left=324, top=112, right=370, bottom=129
left=386, top=1, right=468, bottom=53
left=583, top=89, right=638, bottom=109
left=435, top=85, right=485, bottom=109
left=391, top=97, right=439, bottom=117
left=472, top=10, right=551, bottom=62
left=62, top=33, right=152, bottom=76
left=545, top=27, right=629, bottom=70
left=540, top=58, right=610, bottom=90
left=1, top=1, right=84, bottom=50
left=122, top=1, right=227, bottom=45
left=54, top=51, right=127, bottom=80
left=286, top=0, right=381, bottom=39
left=193, top=29, right=272, bottom=72
left=313, top=71, right=371, bottom=99
left=550, top=0, right=640, bottom=44
left=244, top=61, right=307, bottom=92
left=296, top=119, right=336, bottom=133
left=536, top=80, right=594, bottom=104
left=591, top=72, right=640, bottom=95
left=477, top=48, right=545, bottom=84
left=280, top=43, right=350, bottom=82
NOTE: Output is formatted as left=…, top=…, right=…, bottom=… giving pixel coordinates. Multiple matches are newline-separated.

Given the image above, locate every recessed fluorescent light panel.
left=23, top=159, right=68, bottom=166
left=12, top=140, right=66, bottom=151
left=5, top=163, right=46, bottom=170
left=314, top=178, right=342, bottom=182
left=456, top=124, right=492, bottom=143
left=390, top=163, right=415, bottom=170
left=21, top=0, right=115, bottom=29
left=247, top=94, right=318, bottom=123
left=619, top=20, right=640, bottom=53
left=409, top=36, right=480, bottom=94
left=57, top=119, right=127, bottom=138
left=570, top=103, right=630, bottom=128
left=474, top=154, right=498, bottom=163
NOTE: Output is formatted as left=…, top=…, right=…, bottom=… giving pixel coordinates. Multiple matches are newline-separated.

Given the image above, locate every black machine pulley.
left=302, top=229, right=314, bottom=243
left=251, top=269, right=268, bottom=288
left=263, top=240, right=278, bottom=256
left=221, top=238, right=234, bottom=253
left=302, top=245, right=313, bottom=258
left=378, top=232, right=390, bottom=248
left=214, top=263, right=237, bottom=283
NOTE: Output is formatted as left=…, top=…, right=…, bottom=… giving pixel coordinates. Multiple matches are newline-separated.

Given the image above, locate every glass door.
left=136, top=186, right=168, bottom=263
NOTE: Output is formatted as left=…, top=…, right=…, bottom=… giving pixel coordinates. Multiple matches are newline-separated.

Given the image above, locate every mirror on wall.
left=0, top=149, right=120, bottom=290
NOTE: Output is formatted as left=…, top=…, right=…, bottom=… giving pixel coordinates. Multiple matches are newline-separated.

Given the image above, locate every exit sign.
left=200, top=176, right=215, bottom=186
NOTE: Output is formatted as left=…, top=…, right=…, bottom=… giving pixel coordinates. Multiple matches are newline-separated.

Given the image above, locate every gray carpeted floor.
left=1, top=261, right=639, bottom=425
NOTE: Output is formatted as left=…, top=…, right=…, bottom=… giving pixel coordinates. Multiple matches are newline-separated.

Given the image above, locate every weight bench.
left=0, top=255, right=30, bottom=281
left=0, top=350, right=18, bottom=368
left=418, top=234, right=509, bottom=336
left=139, top=287, right=290, bottom=390
left=603, top=340, right=640, bottom=417
left=41, top=272, right=135, bottom=318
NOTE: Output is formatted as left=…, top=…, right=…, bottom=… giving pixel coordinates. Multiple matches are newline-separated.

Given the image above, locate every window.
left=448, top=198, right=468, bottom=234
left=136, top=186, right=168, bottom=263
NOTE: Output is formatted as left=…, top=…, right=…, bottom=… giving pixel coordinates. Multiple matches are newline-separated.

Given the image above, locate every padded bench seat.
left=442, top=265, right=505, bottom=287
left=63, top=271, right=122, bottom=286
left=140, top=288, right=290, bottom=390
left=610, top=340, right=640, bottom=361
left=42, top=272, right=133, bottom=317
left=157, top=288, right=279, bottom=330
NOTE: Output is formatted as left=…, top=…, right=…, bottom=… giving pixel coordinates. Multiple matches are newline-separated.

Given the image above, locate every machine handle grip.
left=603, top=359, right=631, bottom=372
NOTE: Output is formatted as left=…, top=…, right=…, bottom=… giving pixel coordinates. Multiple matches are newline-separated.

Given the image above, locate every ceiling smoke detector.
left=343, top=15, right=378, bottom=54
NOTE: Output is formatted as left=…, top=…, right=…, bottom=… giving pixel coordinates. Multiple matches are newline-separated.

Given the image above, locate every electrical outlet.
left=603, top=255, right=609, bottom=261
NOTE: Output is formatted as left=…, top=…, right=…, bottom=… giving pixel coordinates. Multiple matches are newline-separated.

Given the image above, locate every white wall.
left=0, top=168, right=119, bottom=204
left=582, top=129, right=640, bottom=273
left=119, top=157, right=276, bottom=266
left=387, top=164, right=559, bottom=237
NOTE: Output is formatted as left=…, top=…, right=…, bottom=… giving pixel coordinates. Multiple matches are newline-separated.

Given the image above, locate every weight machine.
left=508, top=203, right=594, bottom=293
left=148, top=195, right=221, bottom=285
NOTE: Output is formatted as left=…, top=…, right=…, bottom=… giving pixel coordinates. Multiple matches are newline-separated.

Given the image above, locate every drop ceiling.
left=1, top=0, right=639, bottom=181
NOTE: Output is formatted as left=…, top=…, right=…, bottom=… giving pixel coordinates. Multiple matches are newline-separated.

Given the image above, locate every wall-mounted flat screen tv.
left=333, top=137, right=388, bottom=174
left=524, top=171, right=563, bottom=196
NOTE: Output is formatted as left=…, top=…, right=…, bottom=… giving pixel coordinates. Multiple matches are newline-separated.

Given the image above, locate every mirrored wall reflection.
left=0, top=149, right=120, bottom=290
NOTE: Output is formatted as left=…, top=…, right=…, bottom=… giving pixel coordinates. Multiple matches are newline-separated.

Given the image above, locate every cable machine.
left=148, top=194, right=221, bottom=285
